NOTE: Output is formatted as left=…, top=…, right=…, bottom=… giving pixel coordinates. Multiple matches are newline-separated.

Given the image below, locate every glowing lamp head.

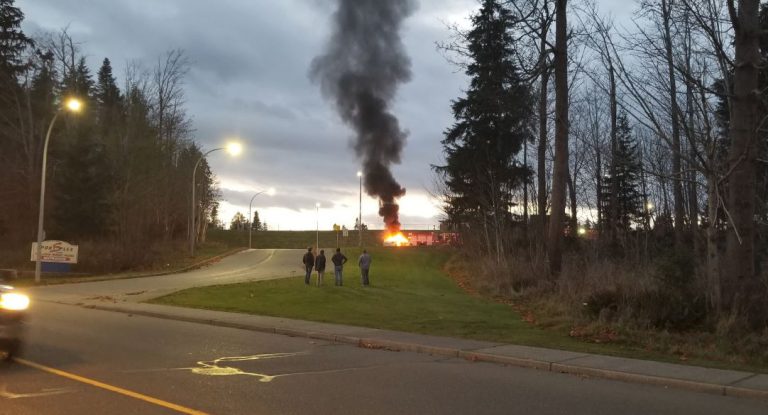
left=315, top=203, right=321, bottom=208
left=357, top=171, right=363, bottom=178
left=225, top=142, right=243, bottom=156
left=65, top=98, right=83, bottom=113
left=266, top=187, right=276, bottom=196
left=646, top=202, right=655, bottom=211
left=0, top=292, right=30, bottom=311
left=577, top=227, right=587, bottom=236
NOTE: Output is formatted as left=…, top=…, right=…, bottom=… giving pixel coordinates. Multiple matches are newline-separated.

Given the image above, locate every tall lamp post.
left=190, top=142, right=242, bottom=256
left=35, top=98, right=83, bottom=284
left=248, top=187, right=276, bottom=250
left=315, top=202, right=321, bottom=252
left=357, top=171, right=363, bottom=247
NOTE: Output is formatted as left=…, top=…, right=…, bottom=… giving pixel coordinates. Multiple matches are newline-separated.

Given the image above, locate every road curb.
left=459, top=351, right=551, bottom=371
left=551, top=363, right=726, bottom=396
left=70, top=302, right=768, bottom=402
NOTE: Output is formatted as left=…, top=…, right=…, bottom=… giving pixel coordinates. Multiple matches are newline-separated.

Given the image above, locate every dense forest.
left=437, top=0, right=768, bottom=347
left=0, top=0, right=219, bottom=272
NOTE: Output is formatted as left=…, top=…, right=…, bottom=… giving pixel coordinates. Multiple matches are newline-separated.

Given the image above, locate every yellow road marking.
left=15, top=358, right=210, bottom=415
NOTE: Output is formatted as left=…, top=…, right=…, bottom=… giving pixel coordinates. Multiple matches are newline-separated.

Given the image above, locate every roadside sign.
left=30, top=240, right=79, bottom=264
left=342, top=226, right=349, bottom=238
left=333, top=224, right=341, bottom=232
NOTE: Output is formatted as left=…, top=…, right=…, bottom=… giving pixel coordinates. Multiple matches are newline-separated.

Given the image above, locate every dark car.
left=0, top=285, right=29, bottom=361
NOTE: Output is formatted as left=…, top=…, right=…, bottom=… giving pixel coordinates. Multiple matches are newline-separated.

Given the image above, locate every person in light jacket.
left=358, top=249, right=372, bottom=286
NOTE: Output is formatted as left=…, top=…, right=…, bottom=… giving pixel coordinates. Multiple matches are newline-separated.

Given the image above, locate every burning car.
left=383, top=232, right=410, bottom=247
left=0, top=285, right=29, bottom=361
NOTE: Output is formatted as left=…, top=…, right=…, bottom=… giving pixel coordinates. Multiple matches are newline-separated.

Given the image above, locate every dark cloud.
left=19, top=0, right=478, bottom=228
left=221, top=186, right=355, bottom=212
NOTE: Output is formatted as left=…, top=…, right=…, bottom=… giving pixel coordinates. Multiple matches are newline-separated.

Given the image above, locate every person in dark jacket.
left=315, top=249, right=327, bottom=286
left=302, top=247, right=314, bottom=285
left=331, top=248, right=348, bottom=286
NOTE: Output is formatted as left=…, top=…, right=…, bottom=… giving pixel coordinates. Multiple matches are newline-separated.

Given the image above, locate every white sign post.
left=30, top=240, right=79, bottom=264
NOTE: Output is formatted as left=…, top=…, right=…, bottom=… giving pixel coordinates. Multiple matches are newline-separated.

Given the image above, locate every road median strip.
left=59, top=300, right=768, bottom=402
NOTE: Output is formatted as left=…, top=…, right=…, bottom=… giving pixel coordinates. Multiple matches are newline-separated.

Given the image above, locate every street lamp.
left=248, top=187, right=276, bottom=250
left=190, top=141, right=242, bottom=256
left=357, top=171, right=363, bottom=247
left=34, top=98, right=83, bottom=283
left=315, top=202, right=321, bottom=252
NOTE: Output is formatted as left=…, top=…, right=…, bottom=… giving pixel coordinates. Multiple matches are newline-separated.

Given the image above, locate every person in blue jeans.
left=358, top=249, right=372, bottom=286
left=331, top=248, right=348, bottom=286
left=302, top=247, right=315, bottom=285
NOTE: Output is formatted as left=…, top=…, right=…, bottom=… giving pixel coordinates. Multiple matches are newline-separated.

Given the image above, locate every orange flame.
left=383, top=232, right=409, bottom=247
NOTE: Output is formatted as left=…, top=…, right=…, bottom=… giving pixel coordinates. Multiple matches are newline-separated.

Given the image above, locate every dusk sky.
left=18, top=0, right=630, bottom=230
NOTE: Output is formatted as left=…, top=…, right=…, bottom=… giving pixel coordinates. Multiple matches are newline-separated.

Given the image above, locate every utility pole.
left=315, top=203, right=320, bottom=252
left=357, top=171, right=363, bottom=247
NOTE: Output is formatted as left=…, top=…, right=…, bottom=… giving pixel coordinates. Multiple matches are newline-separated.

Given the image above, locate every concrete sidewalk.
left=51, top=298, right=768, bottom=402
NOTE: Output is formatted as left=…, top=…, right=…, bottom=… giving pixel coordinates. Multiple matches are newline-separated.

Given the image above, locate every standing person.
left=315, top=249, right=327, bottom=286
left=358, top=249, right=372, bottom=286
left=331, top=248, right=348, bottom=286
left=302, top=247, right=314, bottom=285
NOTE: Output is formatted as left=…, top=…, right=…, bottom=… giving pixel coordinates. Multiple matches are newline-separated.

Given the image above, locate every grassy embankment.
left=152, top=238, right=767, bottom=373
left=3, top=229, right=378, bottom=286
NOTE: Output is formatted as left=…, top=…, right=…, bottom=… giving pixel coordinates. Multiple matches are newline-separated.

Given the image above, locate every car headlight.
left=0, top=293, right=30, bottom=311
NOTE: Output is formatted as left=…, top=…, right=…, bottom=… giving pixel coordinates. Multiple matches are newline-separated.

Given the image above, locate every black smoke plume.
left=311, top=0, right=416, bottom=233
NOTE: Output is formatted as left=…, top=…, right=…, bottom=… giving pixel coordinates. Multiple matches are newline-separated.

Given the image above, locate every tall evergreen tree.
left=0, top=0, right=32, bottom=77
left=52, top=61, right=113, bottom=238
left=0, top=0, right=33, bottom=162
left=95, top=58, right=121, bottom=107
left=251, top=210, right=262, bottom=231
left=601, top=113, right=644, bottom=231
left=62, top=57, right=94, bottom=97
left=94, top=58, right=124, bottom=142
left=436, top=0, right=533, bottom=258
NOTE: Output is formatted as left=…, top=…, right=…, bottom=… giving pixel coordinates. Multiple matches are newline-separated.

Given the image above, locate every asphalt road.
left=30, top=249, right=304, bottom=303
left=2, top=249, right=766, bottom=414
left=1, top=302, right=765, bottom=415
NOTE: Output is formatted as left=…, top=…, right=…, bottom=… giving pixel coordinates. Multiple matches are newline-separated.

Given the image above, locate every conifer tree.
left=252, top=210, right=262, bottom=231
left=0, top=0, right=32, bottom=77
left=94, top=58, right=124, bottom=143
left=436, top=0, right=533, bottom=257
left=53, top=61, right=113, bottom=238
left=601, top=113, right=644, bottom=231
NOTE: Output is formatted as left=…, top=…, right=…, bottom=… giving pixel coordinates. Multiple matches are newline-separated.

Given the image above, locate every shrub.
left=653, top=250, right=695, bottom=292
left=629, top=288, right=707, bottom=330
left=583, top=289, right=621, bottom=320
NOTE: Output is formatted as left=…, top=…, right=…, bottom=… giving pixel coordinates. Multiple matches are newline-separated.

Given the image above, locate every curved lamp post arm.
left=190, top=147, right=223, bottom=256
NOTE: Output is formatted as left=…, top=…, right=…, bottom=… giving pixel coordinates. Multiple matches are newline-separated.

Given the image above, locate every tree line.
left=437, top=0, right=768, bottom=331
left=0, top=0, right=219, bottom=271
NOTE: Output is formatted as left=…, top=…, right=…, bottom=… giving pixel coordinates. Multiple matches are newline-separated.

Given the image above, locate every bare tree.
left=722, top=0, right=763, bottom=325
left=547, top=0, right=569, bottom=274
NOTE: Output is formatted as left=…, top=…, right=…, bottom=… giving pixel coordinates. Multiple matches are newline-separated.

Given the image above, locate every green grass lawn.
left=152, top=246, right=767, bottom=373
left=155, top=247, right=557, bottom=342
